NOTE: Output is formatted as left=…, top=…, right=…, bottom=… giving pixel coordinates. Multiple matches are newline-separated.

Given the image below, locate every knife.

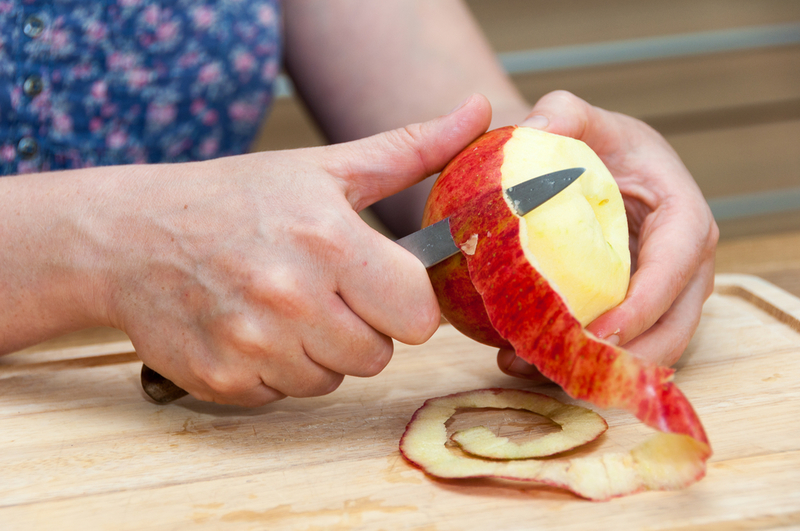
left=396, top=167, right=585, bottom=267
left=140, top=167, right=586, bottom=404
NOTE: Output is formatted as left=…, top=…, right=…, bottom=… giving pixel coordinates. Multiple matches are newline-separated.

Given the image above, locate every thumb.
left=323, top=93, right=492, bottom=211
left=520, top=90, right=623, bottom=156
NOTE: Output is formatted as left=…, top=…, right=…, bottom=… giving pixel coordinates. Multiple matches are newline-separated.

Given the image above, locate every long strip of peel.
left=400, top=389, right=708, bottom=501
left=443, top=180, right=711, bottom=495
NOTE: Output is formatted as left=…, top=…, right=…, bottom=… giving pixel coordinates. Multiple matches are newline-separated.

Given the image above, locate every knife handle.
left=140, top=364, right=188, bottom=404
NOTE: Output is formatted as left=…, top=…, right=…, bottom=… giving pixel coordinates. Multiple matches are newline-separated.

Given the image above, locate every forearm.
left=283, top=0, right=529, bottom=143
left=0, top=169, right=121, bottom=353
left=0, top=175, right=86, bottom=352
left=0, top=164, right=180, bottom=354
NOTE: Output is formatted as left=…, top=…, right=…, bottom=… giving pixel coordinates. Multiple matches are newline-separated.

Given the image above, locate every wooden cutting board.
left=2, top=274, right=799, bottom=530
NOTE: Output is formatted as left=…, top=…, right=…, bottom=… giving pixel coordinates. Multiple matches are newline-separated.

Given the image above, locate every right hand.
left=96, top=94, right=492, bottom=406
left=497, top=91, right=718, bottom=380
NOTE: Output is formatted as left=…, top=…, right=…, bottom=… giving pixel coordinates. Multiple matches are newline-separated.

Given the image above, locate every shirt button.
left=23, top=75, right=44, bottom=97
left=23, top=15, right=45, bottom=39
left=17, top=137, right=39, bottom=159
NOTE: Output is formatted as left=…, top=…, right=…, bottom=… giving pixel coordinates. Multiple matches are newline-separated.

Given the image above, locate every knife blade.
left=395, top=167, right=585, bottom=267
left=140, top=166, right=585, bottom=403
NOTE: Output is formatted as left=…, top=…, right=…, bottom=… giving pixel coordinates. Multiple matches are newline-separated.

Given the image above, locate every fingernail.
left=447, top=95, right=473, bottom=115
left=521, top=115, right=549, bottom=129
left=605, top=334, right=620, bottom=346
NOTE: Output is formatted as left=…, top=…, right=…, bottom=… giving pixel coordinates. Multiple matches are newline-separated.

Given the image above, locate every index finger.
left=335, top=211, right=441, bottom=346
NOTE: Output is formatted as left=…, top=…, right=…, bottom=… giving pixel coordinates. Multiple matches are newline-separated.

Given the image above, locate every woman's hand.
left=0, top=95, right=492, bottom=407
left=498, top=90, right=718, bottom=380
left=114, top=95, right=491, bottom=406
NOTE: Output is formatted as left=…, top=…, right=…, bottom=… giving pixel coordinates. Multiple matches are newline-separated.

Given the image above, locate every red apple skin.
left=423, top=126, right=513, bottom=348
left=423, top=126, right=710, bottom=449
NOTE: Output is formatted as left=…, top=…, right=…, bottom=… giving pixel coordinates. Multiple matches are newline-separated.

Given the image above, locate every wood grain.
left=1, top=274, right=799, bottom=530
left=716, top=229, right=800, bottom=299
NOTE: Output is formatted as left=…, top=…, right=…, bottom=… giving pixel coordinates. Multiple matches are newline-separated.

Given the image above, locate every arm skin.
left=283, top=0, right=718, bottom=370
left=282, top=0, right=529, bottom=237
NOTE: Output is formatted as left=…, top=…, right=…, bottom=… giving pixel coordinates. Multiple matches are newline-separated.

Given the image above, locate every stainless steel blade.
left=505, top=167, right=585, bottom=217
left=396, top=167, right=585, bottom=267
left=395, top=217, right=460, bottom=268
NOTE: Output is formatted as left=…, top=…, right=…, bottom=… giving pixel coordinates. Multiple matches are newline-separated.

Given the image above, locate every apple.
left=412, top=126, right=711, bottom=497
left=423, top=126, right=630, bottom=346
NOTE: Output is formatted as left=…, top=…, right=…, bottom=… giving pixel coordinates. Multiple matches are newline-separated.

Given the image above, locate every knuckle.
left=404, top=295, right=441, bottom=345
left=237, top=387, right=286, bottom=408
left=398, top=123, right=425, bottom=148
left=290, top=371, right=344, bottom=398
left=706, top=218, right=720, bottom=250
left=547, top=89, right=578, bottom=102
left=542, top=89, right=583, bottom=110
left=616, top=303, right=644, bottom=345
left=384, top=125, right=430, bottom=176
left=662, top=334, right=691, bottom=367
left=290, top=216, right=351, bottom=264
left=250, top=266, right=315, bottom=320
left=216, top=313, right=271, bottom=355
left=200, top=367, right=247, bottom=397
left=354, top=337, right=394, bottom=377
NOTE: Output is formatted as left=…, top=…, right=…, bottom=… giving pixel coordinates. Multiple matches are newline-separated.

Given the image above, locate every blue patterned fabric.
left=0, top=0, right=282, bottom=175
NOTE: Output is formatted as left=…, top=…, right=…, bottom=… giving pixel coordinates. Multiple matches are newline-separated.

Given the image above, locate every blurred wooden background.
left=252, top=0, right=800, bottom=241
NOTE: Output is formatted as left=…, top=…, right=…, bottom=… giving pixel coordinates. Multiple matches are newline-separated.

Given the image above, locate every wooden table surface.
left=715, top=229, right=800, bottom=299
left=2, top=231, right=800, bottom=530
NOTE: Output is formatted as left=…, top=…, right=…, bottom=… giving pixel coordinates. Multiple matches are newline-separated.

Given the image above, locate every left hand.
left=498, top=90, right=719, bottom=380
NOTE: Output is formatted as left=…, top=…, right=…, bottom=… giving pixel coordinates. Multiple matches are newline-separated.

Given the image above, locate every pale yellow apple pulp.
left=500, top=127, right=630, bottom=326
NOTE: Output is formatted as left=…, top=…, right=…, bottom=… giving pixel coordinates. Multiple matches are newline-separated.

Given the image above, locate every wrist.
left=0, top=167, right=138, bottom=353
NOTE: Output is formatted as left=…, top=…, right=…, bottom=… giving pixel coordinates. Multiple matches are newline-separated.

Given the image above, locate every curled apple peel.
left=400, top=389, right=708, bottom=501
left=416, top=126, right=711, bottom=497
left=445, top=388, right=607, bottom=459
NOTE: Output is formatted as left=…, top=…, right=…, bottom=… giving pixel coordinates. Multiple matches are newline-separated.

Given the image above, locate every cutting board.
left=1, top=274, right=799, bottom=530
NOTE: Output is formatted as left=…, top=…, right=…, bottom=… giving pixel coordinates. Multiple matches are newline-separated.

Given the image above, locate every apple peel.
left=445, top=388, right=607, bottom=459
left=446, top=146, right=710, bottom=443
left=421, top=126, right=712, bottom=497
left=400, top=389, right=709, bottom=501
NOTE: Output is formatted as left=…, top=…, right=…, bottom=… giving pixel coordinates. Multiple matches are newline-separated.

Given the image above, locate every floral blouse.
left=0, top=0, right=282, bottom=175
